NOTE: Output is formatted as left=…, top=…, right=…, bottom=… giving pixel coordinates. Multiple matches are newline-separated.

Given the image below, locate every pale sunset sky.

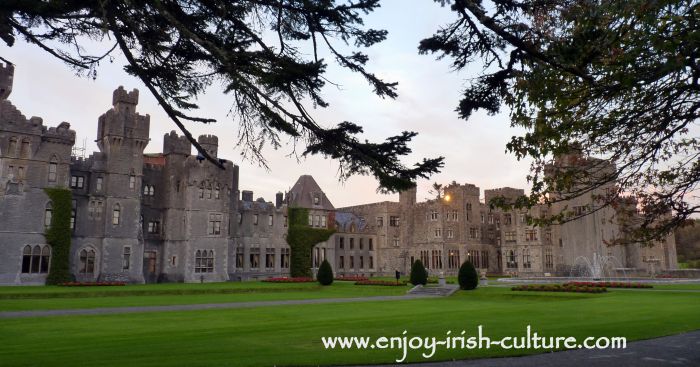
left=1, top=0, right=534, bottom=207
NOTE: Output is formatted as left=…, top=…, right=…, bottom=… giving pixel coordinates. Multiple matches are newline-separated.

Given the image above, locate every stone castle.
left=0, top=63, right=678, bottom=285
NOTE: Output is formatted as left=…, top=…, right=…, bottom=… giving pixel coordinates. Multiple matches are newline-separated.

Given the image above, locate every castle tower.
left=0, top=62, right=13, bottom=100
left=92, top=86, right=150, bottom=283
left=163, top=130, right=191, bottom=155
left=197, top=135, right=218, bottom=158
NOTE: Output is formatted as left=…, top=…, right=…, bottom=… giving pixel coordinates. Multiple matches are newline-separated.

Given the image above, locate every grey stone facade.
left=0, top=63, right=678, bottom=285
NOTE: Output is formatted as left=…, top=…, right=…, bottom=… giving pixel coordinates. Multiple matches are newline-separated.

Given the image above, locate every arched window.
left=40, top=246, right=51, bottom=273
left=112, top=204, right=121, bottom=225
left=195, top=250, right=202, bottom=272
left=206, top=184, right=212, bottom=199
left=208, top=250, right=214, bottom=272
left=143, top=185, right=149, bottom=195
left=8, top=137, right=18, bottom=157
left=79, top=248, right=96, bottom=274
left=149, top=186, right=155, bottom=196
left=21, top=245, right=31, bottom=273
left=507, top=250, right=517, bottom=268
left=31, top=245, right=41, bottom=273
left=48, top=156, right=58, bottom=182
left=44, top=202, right=53, bottom=228
left=20, top=138, right=30, bottom=158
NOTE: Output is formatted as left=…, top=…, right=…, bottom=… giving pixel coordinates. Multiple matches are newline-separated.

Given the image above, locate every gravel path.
left=0, top=294, right=434, bottom=319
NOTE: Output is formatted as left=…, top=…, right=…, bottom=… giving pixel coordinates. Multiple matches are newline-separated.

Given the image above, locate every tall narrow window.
left=96, top=177, right=103, bottom=191
left=112, top=204, right=121, bottom=225
left=122, top=247, right=131, bottom=270
left=21, top=245, right=31, bottom=273
left=48, top=158, right=57, bottom=182
left=250, top=248, right=260, bottom=269
left=206, top=184, right=212, bottom=199
left=40, top=246, right=51, bottom=273
left=129, top=174, right=136, bottom=189
left=70, top=200, right=76, bottom=231
left=30, top=245, right=41, bottom=273
left=8, top=137, right=18, bottom=156
left=199, top=183, right=204, bottom=198
left=265, top=248, right=275, bottom=269
left=281, top=248, right=290, bottom=269
left=214, top=184, right=220, bottom=199
left=44, top=202, right=53, bottom=228
left=236, top=247, right=244, bottom=269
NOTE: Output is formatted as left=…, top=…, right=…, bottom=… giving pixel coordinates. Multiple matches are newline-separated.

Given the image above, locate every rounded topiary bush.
left=458, top=261, right=479, bottom=290
left=410, top=259, right=428, bottom=286
left=317, top=259, right=334, bottom=286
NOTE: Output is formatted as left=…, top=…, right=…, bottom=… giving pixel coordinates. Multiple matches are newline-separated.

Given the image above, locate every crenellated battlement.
left=163, top=130, right=191, bottom=155
left=198, top=134, right=218, bottom=157
left=112, top=86, right=139, bottom=106
left=44, top=121, right=76, bottom=145
left=0, top=62, right=14, bottom=100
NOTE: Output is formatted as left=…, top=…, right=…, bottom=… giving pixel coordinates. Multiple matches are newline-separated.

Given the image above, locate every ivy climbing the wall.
left=287, top=207, right=334, bottom=277
left=44, top=187, right=73, bottom=285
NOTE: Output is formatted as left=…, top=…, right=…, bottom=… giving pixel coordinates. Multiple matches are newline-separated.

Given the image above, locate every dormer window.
left=313, top=194, right=320, bottom=205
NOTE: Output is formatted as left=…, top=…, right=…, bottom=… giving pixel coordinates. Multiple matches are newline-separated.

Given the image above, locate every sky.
left=1, top=0, right=534, bottom=208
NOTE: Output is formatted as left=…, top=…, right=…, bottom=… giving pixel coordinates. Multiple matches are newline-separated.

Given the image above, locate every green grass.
left=0, top=286, right=698, bottom=366
left=0, top=281, right=408, bottom=311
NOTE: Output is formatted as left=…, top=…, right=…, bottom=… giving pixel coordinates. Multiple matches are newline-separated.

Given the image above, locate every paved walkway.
left=362, top=330, right=700, bottom=367
left=0, top=294, right=434, bottom=319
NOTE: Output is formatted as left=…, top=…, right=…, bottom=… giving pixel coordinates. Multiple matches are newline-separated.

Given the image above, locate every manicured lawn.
left=0, top=281, right=409, bottom=311
left=0, top=287, right=698, bottom=366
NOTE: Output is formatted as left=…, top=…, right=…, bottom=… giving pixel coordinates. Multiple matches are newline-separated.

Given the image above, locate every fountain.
left=570, top=252, right=628, bottom=280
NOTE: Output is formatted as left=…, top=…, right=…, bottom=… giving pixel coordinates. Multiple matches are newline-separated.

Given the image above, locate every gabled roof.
left=287, top=175, right=335, bottom=210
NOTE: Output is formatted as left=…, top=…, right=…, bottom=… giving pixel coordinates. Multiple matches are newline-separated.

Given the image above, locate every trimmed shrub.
left=458, top=261, right=479, bottom=290
left=317, top=259, right=334, bottom=286
left=410, top=260, right=428, bottom=286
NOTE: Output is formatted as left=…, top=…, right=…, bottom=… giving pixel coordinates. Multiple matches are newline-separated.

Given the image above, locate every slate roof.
left=287, top=175, right=335, bottom=210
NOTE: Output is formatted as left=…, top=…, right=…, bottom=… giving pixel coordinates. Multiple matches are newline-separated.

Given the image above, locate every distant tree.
left=409, top=259, right=428, bottom=286
left=675, top=219, right=700, bottom=262
left=458, top=261, right=478, bottom=290
left=317, top=259, right=333, bottom=286
left=421, top=0, right=700, bottom=243
left=2, top=1, right=443, bottom=192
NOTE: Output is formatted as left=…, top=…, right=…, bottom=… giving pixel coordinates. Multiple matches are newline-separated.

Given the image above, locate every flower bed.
left=564, top=281, right=652, bottom=289
left=335, top=276, right=369, bottom=282
left=355, top=280, right=407, bottom=286
left=261, top=277, right=315, bottom=283
left=58, top=281, right=126, bottom=287
left=512, top=284, right=607, bottom=293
